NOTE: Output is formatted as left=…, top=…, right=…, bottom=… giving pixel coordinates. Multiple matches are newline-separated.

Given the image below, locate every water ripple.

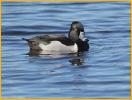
left=2, top=2, right=130, bottom=98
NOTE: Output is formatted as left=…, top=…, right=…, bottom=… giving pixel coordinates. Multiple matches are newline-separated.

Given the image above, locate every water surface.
left=2, top=2, right=130, bottom=98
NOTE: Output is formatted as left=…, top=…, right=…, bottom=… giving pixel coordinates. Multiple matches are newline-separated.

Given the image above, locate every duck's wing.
left=39, top=35, right=75, bottom=46
left=25, top=34, right=74, bottom=46
left=38, top=34, right=66, bottom=42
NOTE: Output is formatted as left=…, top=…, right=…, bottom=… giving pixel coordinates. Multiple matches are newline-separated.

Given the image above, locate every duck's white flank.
left=39, top=41, right=78, bottom=53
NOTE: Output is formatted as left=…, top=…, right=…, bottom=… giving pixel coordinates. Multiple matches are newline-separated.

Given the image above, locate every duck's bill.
left=82, top=37, right=88, bottom=42
left=79, top=32, right=88, bottom=42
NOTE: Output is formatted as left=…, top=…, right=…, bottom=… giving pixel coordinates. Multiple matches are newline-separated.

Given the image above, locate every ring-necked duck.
left=23, top=21, right=89, bottom=54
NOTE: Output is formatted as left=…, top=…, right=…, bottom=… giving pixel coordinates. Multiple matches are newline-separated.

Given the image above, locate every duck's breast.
left=39, top=41, right=78, bottom=53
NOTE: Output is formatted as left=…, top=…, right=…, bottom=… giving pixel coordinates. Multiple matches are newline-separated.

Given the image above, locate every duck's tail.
left=22, top=38, right=30, bottom=42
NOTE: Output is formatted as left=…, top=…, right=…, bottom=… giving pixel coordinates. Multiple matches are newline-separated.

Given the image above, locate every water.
left=2, top=2, right=130, bottom=98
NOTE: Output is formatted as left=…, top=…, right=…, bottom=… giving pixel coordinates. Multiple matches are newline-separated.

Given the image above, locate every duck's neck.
left=68, top=34, right=79, bottom=42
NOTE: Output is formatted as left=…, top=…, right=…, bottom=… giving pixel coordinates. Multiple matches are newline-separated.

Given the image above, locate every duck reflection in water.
left=27, top=50, right=86, bottom=66
left=69, top=58, right=84, bottom=66
left=69, top=52, right=86, bottom=66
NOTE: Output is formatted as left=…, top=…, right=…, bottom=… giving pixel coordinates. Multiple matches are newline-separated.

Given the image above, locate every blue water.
left=2, top=2, right=130, bottom=98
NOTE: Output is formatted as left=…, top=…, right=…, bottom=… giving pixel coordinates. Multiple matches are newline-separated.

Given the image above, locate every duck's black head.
left=69, top=21, right=88, bottom=42
left=69, top=21, right=89, bottom=51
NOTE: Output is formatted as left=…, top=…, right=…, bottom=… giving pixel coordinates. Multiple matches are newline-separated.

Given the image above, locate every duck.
left=23, top=21, right=89, bottom=55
